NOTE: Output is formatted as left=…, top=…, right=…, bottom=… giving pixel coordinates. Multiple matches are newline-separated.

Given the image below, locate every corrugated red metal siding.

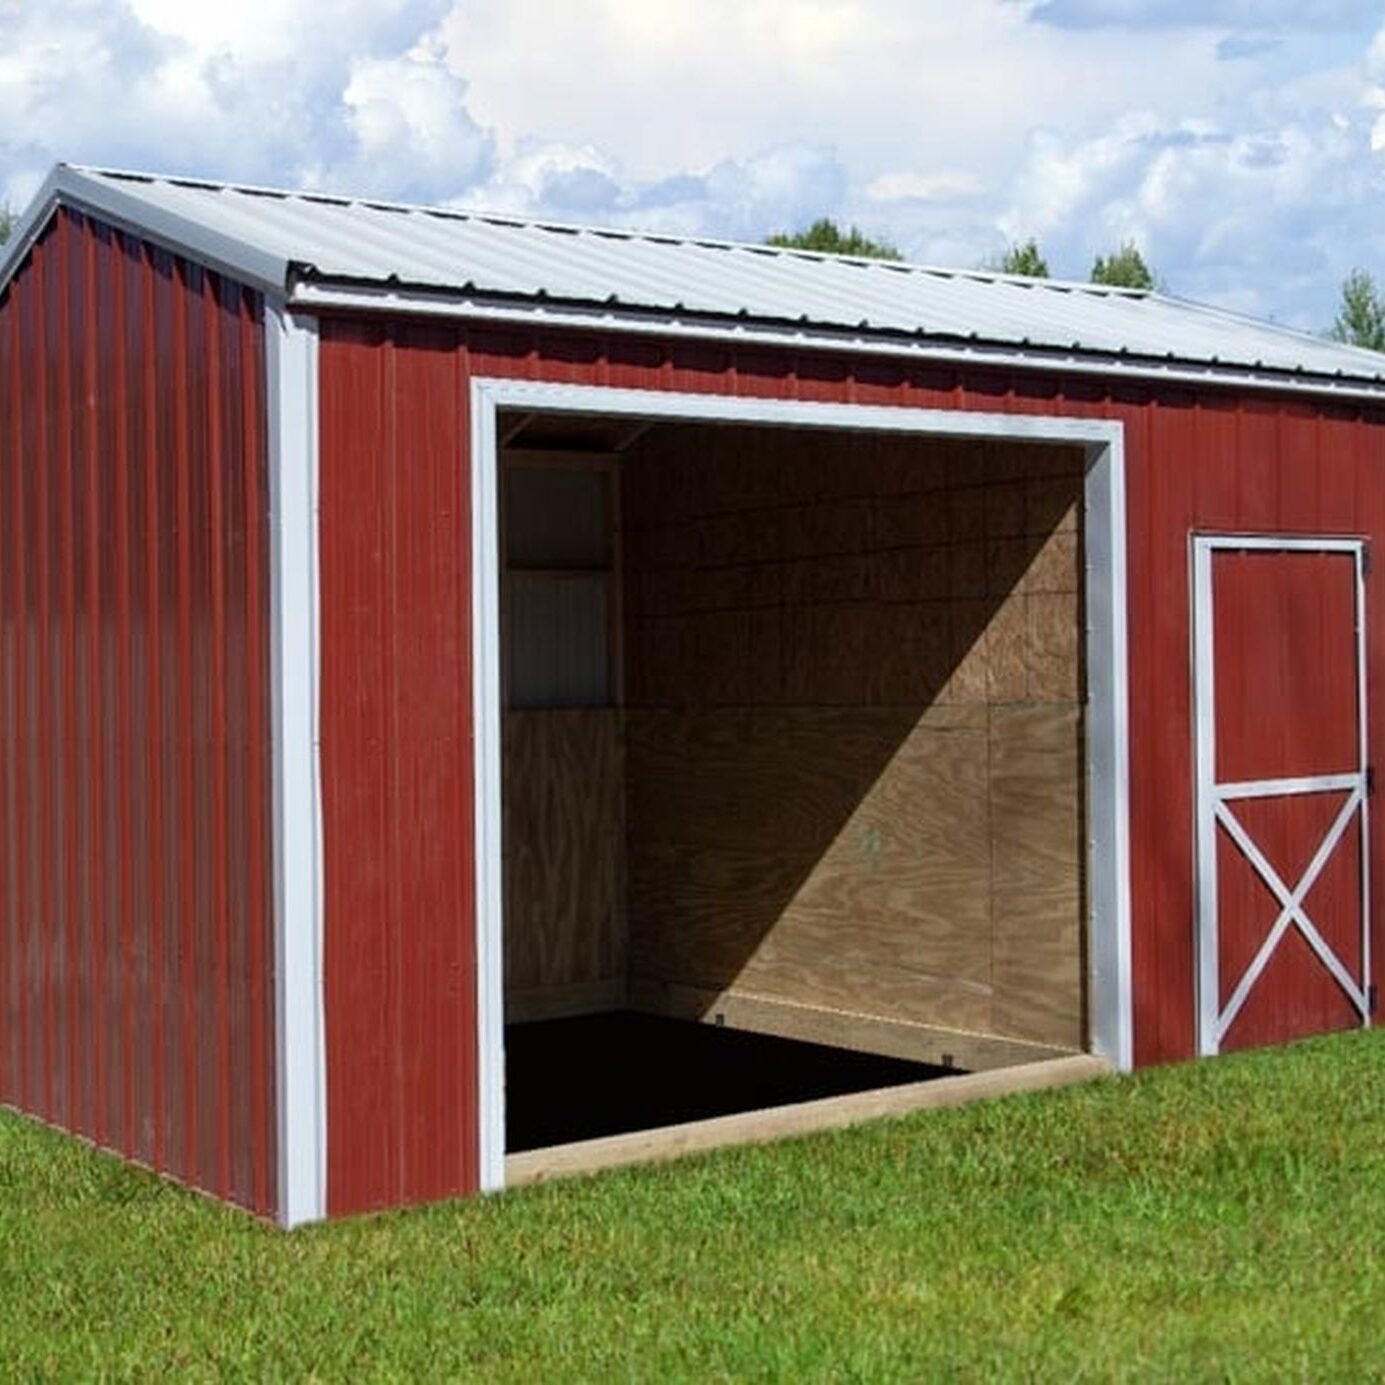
left=317, top=318, right=1385, bottom=1214
left=318, top=322, right=477, bottom=1217
left=0, top=208, right=276, bottom=1216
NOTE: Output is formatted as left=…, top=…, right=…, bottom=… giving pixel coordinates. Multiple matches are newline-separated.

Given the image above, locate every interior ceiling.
left=500, top=411, right=658, bottom=453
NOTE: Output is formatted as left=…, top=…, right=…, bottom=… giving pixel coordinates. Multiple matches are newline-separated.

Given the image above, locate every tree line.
left=766, top=219, right=1157, bottom=288
left=767, top=218, right=1385, bottom=351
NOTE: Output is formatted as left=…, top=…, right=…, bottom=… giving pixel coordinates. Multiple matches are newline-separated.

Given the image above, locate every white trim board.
left=266, top=301, right=327, bottom=1227
left=468, top=380, right=1133, bottom=1194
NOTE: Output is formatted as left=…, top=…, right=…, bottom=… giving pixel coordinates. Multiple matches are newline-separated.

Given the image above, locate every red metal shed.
left=2, top=165, right=1383, bottom=1225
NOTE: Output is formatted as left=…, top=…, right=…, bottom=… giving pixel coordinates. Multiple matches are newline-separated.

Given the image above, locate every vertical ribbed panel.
left=319, top=321, right=477, bottom=1217
left=0, top=209, right=276, bottom=1217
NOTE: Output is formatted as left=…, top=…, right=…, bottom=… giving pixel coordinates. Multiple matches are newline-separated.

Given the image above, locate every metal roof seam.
left=72, top=163, right=1152, bottom=296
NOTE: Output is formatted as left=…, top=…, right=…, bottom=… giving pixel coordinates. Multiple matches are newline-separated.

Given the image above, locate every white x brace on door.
left=1193, top=535, right=1373, bottom=1057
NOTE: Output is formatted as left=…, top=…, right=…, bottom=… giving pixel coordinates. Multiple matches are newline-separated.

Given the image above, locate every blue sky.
left=3, top=0, right=1384, bottom=329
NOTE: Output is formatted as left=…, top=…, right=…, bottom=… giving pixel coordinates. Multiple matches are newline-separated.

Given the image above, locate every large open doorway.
left=473, top=386, right=1130, bottom=1189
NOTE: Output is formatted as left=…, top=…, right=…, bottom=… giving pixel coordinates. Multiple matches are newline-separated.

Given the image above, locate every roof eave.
left=290, top=276, right=1385, bottom=407
left=0, top=164, right=291, bottom=301
left=0, top=164, right=66, bottom=297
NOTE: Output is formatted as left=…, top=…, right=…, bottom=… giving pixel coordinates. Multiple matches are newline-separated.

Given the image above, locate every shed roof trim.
left=4, top=163, right=1385, bottom=395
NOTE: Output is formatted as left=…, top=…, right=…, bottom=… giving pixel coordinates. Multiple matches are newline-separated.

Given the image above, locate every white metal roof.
left=5, top=163, right=1385, bottom=398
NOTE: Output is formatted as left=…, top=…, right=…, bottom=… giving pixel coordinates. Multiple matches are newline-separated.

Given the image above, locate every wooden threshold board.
left=504, top=1052, right=1110, bottom=1188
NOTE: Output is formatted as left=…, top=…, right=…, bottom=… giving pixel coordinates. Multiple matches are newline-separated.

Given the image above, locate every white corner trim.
left=266, top=300, right=327, bottom=1226
left=468, top=381, right=1135, bottom=1191
left=470, top=391, right=507, bottom=1193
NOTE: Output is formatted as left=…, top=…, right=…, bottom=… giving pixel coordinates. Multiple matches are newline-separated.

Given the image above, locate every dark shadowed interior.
left=504, top=1011, right=950, bottom=1152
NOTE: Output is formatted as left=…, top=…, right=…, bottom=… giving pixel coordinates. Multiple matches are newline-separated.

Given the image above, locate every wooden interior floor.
left=505, top=1010, right=956, bottom=1153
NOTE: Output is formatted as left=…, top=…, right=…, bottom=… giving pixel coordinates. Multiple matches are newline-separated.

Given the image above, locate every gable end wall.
left=0, top=207, right=277, bottom=1217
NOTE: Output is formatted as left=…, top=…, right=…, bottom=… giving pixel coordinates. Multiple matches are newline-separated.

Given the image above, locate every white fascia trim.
left=0, top=164, right=65, bottom=293
left=266, top=299, right=327, bottom=1227
left=469, top=382, right=1133, bottom=1188
left=293, top=282, right=1385, bottom=407
left=0, top=165, right=288, bottom=299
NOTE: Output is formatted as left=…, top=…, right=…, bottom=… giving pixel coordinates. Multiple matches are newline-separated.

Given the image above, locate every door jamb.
left=470, top=381, right=1132, bottom=1192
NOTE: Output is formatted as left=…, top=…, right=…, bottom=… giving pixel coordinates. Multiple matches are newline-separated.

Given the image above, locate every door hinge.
left=1363, top=545, right=1372, bottom=577
left=1367, top=766, right=1376, bottom=798
left=1369, top=984, right=1378, bottom=1016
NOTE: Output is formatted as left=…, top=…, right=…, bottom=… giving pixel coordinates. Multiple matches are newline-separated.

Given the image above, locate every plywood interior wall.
left=500, top=423, right=1088, bottom=1053
left=503, top=710, right=626, bottom=1020
left=620, top=424, right=1087, bottom=1051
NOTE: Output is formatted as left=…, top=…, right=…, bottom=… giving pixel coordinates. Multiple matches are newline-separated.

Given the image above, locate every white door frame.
left=469, top=379, right=1132, bottom=1192
left=1191, top=533, right=1372, bottom=1057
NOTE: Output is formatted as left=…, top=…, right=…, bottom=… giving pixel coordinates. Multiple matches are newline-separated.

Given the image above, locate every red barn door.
left=1193, top=537, right=1373, bottom=1055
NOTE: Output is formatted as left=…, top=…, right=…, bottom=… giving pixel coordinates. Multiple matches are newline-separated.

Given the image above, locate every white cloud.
left=123, top=0, right=450, bottom=65
left=866, top=171, right=984, bottom=203
left=1026, top=0, right=1376, bottom=30
left=1, top=0, right=1383, bottom=328
left=1001, top=98, right=1385, bottom=322
left=463, top=139, right=849, bottom=243
left=0, top=0, right=476, bottom=203
left=303, top=41, right=492, bottom=201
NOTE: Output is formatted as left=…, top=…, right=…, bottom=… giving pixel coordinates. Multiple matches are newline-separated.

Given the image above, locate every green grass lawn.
left=3, top=1030, right=1384, bottom=1381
